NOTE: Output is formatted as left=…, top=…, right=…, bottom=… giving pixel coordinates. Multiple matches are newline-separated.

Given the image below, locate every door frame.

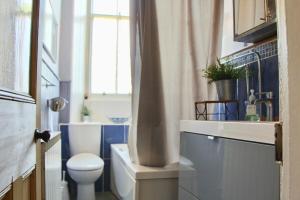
left=31, top=0, right=45, bottom=199
left=276, top=0, right=300, bottom=199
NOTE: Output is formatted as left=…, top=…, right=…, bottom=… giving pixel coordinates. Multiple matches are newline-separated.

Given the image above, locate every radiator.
left=45, top=140, right=62, bottom=200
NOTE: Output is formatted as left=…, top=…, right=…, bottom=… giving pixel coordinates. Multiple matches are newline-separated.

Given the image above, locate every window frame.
left=86, top=0, right=131, bottom=97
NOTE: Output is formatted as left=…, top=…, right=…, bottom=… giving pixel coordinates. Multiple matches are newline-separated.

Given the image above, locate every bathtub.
left=111, top=144, right=179, bottom=200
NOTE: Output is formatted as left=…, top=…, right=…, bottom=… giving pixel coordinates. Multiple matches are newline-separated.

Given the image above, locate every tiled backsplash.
left=60, top=124, right=129, bottom=197
left=218, top=39, right=279, bottom=120
left=222, top=39, right=278, bottom=67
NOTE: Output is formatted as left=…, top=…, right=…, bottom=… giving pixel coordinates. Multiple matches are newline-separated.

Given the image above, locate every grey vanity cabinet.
left=179, top=132, right=280, bottom=200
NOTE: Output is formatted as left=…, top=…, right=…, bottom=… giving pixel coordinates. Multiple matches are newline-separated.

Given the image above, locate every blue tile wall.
left=101, top=125, right=128, bottom=191
left=223, top=40, right=278, bottom=67
left=103, top=160, right=111, bottom=191
left=60, top=124, right=129, bottom=196
left=102, top=126, right=125, bottom=159
left=233, top=56, right=279, bottom=120
left=216, top=39, right=279, bottom=121
left=60, top=125, right=70, bottom=160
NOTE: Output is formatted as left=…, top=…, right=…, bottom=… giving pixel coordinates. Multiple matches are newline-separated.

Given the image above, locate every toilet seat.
left=67, top=153, right=104, bottom=171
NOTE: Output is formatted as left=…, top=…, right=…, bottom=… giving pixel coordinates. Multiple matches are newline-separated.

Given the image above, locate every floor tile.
left=96, top=192, right=118, bottom=200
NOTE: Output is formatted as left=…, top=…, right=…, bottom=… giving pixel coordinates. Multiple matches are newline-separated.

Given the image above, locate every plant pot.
left=82, top=115, right=90, bottom=122
left=214, top=79, right=236, bottom=100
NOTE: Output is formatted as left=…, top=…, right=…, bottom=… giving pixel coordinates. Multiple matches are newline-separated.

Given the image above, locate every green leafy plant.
left=203, top=58, right=245, bottom=83
left=81, top=105, right=90, bottom=116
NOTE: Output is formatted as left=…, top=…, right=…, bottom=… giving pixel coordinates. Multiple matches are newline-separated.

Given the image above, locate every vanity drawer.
left=179, top=132, right=280, bottom=200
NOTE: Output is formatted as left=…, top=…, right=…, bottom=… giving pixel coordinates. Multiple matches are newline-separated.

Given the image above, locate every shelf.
left=195, top=100, right=240, bottom=120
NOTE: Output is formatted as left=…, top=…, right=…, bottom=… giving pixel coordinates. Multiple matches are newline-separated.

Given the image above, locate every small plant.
left=203, top=58, right=245, bottom=83
left=81, top=105, right=90, bottom=116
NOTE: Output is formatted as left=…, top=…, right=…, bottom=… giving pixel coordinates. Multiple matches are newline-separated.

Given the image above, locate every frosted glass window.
left=91, top=18, right=117, bottom=94
left=90, top=0, right=131, bottom=94
left=117, top=19, right=131, bottom=94
left=0, top=0, right=33, bottom=94
left=92, top=0, right=117, bottom=15
left=118, top=0, right=129, bottom=16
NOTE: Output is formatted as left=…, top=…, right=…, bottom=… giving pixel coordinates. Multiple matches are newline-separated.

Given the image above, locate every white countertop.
left=180, top=120, right=279, bottom=144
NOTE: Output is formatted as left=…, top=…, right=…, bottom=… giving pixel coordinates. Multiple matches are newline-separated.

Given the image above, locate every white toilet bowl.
left=67, top=153, right=104, bottom=200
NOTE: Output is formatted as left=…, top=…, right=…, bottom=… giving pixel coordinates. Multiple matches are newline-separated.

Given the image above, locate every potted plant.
left=81, top=105, right=91, bottom=122
left=203, top=58, right=244, bottom=100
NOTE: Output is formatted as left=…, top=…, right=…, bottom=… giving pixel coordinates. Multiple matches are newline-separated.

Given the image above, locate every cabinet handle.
left=275, top=123, right=283, bottom=165
left=260, top=17, right=267, bottom=21
left=207, top=136, right=216, bottom=140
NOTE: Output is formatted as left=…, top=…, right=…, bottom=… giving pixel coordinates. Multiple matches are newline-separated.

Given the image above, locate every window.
left=89, top=0, right=131, bottom=95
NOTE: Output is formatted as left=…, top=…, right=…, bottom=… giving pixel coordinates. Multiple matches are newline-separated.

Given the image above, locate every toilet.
left=66, top=123, right=103, bottom=200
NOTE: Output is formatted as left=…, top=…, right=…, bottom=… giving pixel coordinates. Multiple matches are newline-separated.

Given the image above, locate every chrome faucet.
left=244, top=52, right=262, bottom=109
left=253, top=52, right=262, bottom=103
left=246, top=52, right=273, bottom=121
left=255, top=91, right=273, bottom=121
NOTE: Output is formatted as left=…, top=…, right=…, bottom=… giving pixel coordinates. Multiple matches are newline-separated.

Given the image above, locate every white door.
left=0, top=0, right=43, bottom=199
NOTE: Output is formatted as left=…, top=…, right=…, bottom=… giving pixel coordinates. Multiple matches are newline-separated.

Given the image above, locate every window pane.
left=0, top=0, right=32, bottom=93
left=92, top=0, right=117, bottom=15
left=118, top=0, right=129, bottom=16
left=91, top=17, right=117, bottom=94
left=117, top=19, right=131, bottom=94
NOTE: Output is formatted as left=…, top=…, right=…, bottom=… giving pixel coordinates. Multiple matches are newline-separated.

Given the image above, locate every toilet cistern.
left=66, top=123, right=103, bottom=200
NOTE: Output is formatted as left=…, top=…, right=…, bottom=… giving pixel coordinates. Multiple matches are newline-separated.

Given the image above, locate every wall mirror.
left=233, top=0, right=277, bottom=43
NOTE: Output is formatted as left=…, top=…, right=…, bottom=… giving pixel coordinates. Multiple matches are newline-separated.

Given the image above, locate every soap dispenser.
left=248, top=89, right=256, bottom=104
left=245, top=89, right=260, bottom=121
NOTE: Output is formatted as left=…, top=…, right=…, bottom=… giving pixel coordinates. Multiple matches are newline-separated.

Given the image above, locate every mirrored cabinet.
left=234, top=0, right=277, bottom=43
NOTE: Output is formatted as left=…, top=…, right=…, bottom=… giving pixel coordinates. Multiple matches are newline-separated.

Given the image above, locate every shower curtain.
left=129, top=0, right=224, bottom=166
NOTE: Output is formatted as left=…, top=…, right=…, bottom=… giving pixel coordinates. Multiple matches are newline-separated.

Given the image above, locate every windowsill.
left=87, top=94, right=131, bottom=101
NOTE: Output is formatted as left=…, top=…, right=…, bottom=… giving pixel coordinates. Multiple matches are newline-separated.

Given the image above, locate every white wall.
left=58, top=0, right=73, bottom=81
left=70, top=0, right=88, bottom=122
left=50, top=0, right=61, bottom=22
left=41, top=0, right=62, bottom=131
left=59, top=0, right=88, bottom=122
left=43, top=0, right=62, bottom=76
left=221, top=0, right=250, bottom=57
left=84, top=96, right=131, bottom=123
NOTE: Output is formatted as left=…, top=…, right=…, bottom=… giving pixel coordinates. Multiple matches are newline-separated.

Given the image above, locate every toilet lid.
left=67, top=153, right=104, bottom=171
